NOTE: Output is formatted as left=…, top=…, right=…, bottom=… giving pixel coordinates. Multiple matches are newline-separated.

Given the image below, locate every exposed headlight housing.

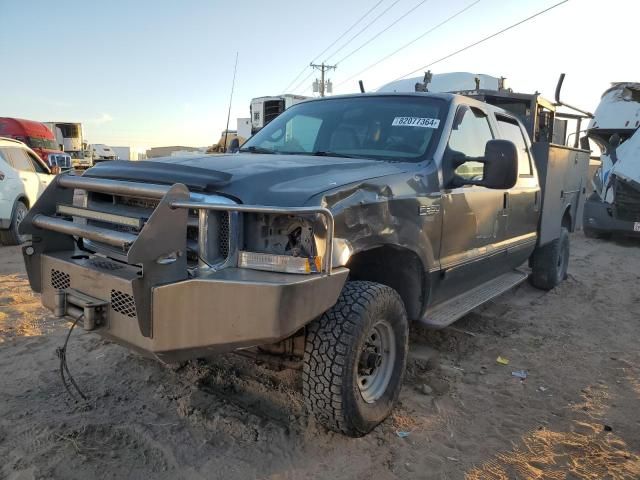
left=240, top=213, right=322, bottom=274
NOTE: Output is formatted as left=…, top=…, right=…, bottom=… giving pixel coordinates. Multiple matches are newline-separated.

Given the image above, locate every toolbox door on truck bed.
left=531, top=143, right=590, bottom=245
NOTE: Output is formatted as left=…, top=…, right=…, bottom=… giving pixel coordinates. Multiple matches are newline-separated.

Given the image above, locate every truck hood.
left=84, top=153, right=410, bottom=206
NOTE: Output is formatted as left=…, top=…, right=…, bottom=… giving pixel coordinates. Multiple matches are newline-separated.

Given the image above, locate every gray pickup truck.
left=20, top=90, right=589, bottom=437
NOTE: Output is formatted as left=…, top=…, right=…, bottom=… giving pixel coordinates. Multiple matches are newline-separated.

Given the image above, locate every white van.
left=0, top=137, right=57, bottom=244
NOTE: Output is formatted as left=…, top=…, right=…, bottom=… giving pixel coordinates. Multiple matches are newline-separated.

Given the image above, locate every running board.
left=419, top=270, right=529, bottom=328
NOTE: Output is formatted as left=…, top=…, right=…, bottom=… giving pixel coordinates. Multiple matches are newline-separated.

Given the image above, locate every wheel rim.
left=557, top=239, right=569, bottom=281
left=15, top=205, right=27, bottom=242
left=357, top=319, right=396, bottom=404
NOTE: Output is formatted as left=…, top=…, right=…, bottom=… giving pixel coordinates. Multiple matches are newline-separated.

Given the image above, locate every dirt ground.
left=1, top=233, right=640, bottom=480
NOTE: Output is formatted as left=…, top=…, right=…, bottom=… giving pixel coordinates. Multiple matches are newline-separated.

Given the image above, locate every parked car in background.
left=0, top=137, right=57, bottom=244
left=0, top=117, right=71, bottom=171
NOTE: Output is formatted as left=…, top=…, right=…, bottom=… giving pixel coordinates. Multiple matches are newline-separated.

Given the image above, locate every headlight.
left=238, top=251, right=322, bottom=274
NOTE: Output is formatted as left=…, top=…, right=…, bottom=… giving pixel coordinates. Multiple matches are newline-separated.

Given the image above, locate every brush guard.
left=19, top=173, right=341, bottom=356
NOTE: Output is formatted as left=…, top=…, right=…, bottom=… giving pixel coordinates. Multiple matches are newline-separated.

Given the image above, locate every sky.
left=0, top=0, right=637, bottom=152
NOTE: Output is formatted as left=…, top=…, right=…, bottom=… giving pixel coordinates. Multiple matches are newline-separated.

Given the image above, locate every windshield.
left=242, top=96, right=445, bottom=161
left=27, top=136, right=59, bottom=150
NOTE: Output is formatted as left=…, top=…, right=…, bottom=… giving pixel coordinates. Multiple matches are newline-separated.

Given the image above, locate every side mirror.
left=479, top=139, right=518, bottom=189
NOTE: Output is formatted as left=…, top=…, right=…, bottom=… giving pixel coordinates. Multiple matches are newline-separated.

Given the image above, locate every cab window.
left=448, top=106, right=494, bottom=181
left=496, top=116, right=533, bottom=175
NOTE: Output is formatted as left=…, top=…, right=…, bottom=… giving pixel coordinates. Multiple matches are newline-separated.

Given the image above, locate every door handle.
left=503, top=192, right=510, bottom=209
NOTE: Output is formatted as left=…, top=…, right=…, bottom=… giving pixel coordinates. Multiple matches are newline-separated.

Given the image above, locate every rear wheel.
left=303, top=281, right=408, bottom=437
left=0, top=201, right=28, bottom=245
left=530, top=227, right=570, bottom=290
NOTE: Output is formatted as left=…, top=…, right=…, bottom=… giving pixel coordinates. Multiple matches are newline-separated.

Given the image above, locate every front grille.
left=51, top=269, right=70, bottom=290
left=110, top=289, right=136, bottom=318
left=89, top=258, right=125, bottom=271
left=219, top=212, right=230, bottom=258
left=613, top=177, right=640, bottom=222
left=79, top=190, right=233, bottom=268
left=119, top=196, right=159, bottom=210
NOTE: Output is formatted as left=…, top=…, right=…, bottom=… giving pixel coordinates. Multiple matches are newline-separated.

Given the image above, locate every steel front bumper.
left=584, top=197, right=640, bottom=237
left=37, top=251, right=348, bottom=362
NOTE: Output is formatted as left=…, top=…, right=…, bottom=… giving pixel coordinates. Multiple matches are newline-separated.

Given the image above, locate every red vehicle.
left=0, top=117, right=71, bottom=170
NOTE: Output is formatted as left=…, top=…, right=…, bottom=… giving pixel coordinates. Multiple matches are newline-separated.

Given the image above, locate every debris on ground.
left=496, top=356, right=510, bottom=365
left=420, top=384, right=433, bottom=395
left=512, top=370, right=528, bottom=380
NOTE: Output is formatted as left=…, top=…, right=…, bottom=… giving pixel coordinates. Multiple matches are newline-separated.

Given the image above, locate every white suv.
left=0, top=137, right=57, bottom=244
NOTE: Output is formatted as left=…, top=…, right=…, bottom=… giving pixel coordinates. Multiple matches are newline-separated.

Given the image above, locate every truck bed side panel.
left=531, top=143, right=590, bottom=245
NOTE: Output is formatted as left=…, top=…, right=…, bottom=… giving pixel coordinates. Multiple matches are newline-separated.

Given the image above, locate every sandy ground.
left=1, top=233, right=640, bottom=480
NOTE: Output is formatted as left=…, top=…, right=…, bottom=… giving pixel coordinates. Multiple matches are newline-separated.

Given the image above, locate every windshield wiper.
left=312, top=151, right=355, bottom=158
left=240, top=146, right=276, bottom=154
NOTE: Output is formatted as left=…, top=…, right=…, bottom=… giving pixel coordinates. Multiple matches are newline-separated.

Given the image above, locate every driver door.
left=435, top=105, right=509, bottom=302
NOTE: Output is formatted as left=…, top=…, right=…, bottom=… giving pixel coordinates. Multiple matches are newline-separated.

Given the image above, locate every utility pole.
left=310, top=63, right=336, bottom=97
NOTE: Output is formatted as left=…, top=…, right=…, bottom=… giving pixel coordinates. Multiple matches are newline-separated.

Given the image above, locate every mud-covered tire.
left=303, top=281, right=408, bottom=437
left=0, top=201, right=28, bottom=246
left=530, top=227, right=570, bottom=290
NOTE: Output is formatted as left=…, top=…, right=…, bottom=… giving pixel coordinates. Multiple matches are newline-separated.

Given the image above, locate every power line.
left=290, top=69, right=316, bottom=94
left=313, top=0, right=386, bottom=63
left=387, top=0, right=570, bottom=85
left=336, top=0, right=482, bottom=88
left=283, top=65, right=312, bottom=94
left=334, top=0, right=430, bottom=66
left=281, top=0, right=386, bottom=92
left=324, top=0, right=402, bottom=63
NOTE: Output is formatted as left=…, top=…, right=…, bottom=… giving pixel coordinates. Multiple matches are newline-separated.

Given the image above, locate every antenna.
left=223, top=52, right=239, bottom=153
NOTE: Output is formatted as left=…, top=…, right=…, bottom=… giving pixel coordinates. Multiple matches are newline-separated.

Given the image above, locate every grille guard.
left=20, top=173, right=336, bottom=339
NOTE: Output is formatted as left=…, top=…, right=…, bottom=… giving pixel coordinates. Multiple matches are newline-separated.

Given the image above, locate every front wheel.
left=303, top=281, right=409, bottom=437
left=0, top=201, right=28, bottom=245
left=529, top=227, right=570, bottom=290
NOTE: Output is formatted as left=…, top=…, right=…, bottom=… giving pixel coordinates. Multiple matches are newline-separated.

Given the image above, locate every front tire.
left=303, top=281, right=408, bottom=437
left=0, top=201, right=28, bottom=245
left=530, top=227, right=570, bottom=290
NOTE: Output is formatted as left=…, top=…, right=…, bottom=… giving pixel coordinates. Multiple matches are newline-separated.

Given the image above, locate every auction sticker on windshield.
left=634, top=222, right=640, bottom=232
left=392, top=117, right=440, bottom=128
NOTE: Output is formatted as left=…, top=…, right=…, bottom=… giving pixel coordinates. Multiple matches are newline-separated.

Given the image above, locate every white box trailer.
left=250, top=94, right=310, bottom=134
left=44, top=122, right=92, bottom=168
left=236, top=118, right=251, bottom=141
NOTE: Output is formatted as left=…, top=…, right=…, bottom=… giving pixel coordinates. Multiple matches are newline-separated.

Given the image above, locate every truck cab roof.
left=0, top=117, right=57, bottom=139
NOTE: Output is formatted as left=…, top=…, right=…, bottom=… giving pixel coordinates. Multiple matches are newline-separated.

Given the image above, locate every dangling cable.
left=56, top=315, right=88, bottom=402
